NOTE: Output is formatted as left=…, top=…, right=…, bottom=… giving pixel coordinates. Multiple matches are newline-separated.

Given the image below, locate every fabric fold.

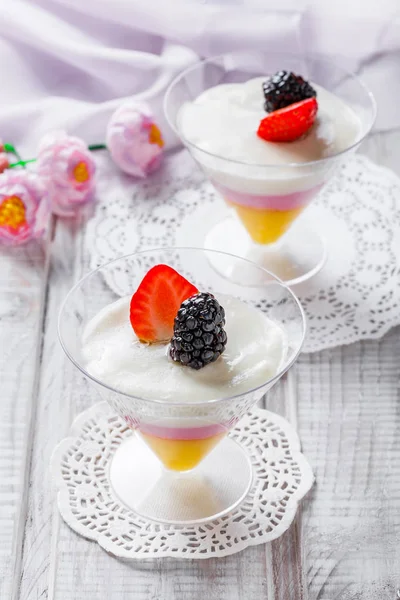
left=0, top=0, right=398, bottom=155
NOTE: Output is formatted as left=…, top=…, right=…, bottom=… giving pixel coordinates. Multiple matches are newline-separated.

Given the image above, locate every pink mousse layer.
left=139, top=422, right=227, bottom=440
left=212, top=181, right=324, bottom=211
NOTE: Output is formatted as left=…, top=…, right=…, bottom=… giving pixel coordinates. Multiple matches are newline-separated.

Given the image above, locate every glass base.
left=110, top=434, right=253, bottom=525
left=204, top=217, right=327, bottom=286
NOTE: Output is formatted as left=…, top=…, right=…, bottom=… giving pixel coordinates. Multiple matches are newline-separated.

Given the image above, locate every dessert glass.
left=58, top=248, right=305, bottom=524
left=164, top=52, right=376, bottom=285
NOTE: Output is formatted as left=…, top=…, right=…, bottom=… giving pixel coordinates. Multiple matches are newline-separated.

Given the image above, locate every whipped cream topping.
left=81, top=294, right=287, bottom=402
left=179, top=77, right=361, bottom=166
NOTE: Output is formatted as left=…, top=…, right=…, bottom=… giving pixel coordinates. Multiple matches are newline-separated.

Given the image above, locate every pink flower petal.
left=106, top=101, right=164, bottom=177
left=0, top=170, right=49, bottom=246
left=36, top=130, right=96, bottom=217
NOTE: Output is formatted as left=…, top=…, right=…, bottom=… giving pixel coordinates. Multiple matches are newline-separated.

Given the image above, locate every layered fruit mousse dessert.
left=82, top=265, right=287, bottom=471
left=178, top=71, right=361, bottom=244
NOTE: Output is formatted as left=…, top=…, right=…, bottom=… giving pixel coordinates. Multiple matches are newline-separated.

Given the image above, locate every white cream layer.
left=81, top=294, right=287, bottom=402
left=179, top=78, right=360, bottom=165
left=178, top=78, right=361, bottom=194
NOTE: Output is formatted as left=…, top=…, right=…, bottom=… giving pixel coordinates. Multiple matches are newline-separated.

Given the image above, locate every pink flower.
left=0, top=170, right=50, bottom=246
left=0, top=152, right=9, bottom=174
left=36, top=131, right=96, bottom=217
left=106, top=101, right=164, bottom=178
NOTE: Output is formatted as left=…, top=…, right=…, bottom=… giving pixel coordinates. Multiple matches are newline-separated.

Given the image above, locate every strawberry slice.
left=130, top=264, right=198, bottom=343
left=257, top=97, right=318, bottom=143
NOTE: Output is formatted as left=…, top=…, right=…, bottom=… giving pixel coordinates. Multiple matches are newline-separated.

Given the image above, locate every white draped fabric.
left=0, top=0, right=398, bottom=154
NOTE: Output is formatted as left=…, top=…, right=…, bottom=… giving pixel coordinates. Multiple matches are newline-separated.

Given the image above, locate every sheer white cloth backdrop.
left=0, top=0, right=398, bottom=155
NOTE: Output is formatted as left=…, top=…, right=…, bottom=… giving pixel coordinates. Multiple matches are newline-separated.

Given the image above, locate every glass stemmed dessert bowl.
left=58, top=248, right=305, bottom=524
left=164, top=51, right=376, bottom=285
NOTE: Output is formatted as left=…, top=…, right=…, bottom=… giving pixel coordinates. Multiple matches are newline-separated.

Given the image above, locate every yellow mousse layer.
left=228, top=202, right=304, bottom=245
left=140, top=432, right=225, bottom=471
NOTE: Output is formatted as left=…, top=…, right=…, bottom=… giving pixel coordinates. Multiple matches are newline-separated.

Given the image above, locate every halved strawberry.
left=130, top=264, right=198, bottom=343
left=257, top=97, right=318, bottom=143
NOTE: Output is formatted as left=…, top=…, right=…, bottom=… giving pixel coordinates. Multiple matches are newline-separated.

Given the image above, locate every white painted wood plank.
left=17, top=219, right=90, bottom=600
left=298, top=330, right=400, bottom=600
left=0, top=240, right=49, bottom=600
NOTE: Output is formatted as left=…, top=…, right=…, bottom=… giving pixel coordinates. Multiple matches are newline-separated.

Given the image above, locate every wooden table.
left=1, top=132, right=399, bottom=600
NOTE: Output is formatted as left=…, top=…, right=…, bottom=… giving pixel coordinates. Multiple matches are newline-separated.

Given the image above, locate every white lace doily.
left=86, top=151, right=400, bottom=352
left=51, top=402, right=313, bottom=559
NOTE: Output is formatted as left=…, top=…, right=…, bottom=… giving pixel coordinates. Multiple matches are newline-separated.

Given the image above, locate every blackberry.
left=170, top=292, right=227, bottom=370
left=262, top=71, right=316, bottom=113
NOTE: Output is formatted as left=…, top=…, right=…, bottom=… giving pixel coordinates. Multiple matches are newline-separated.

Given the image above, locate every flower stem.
left=7, top=143, right=107, bottom=169
left=88, top=143, right=107, bottom=151
left=8, top=158, right=36, bottom=169
left=3, top=143, right=25, bottom=167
